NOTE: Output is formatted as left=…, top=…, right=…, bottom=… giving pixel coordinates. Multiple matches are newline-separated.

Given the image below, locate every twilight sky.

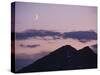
left=12, top=2, right=97, bottom=71
left=15, top=2, right=97, bottom=32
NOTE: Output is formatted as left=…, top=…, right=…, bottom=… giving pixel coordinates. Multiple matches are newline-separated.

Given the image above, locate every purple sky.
left=15, top=2, right=97, bottom=32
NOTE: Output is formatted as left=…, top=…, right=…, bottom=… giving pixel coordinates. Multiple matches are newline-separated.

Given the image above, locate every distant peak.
left=60, top=45, right=75, bottom=49
left=78, top=46, right=94, bottom=54
left=66, top=45, right=74, bottom=48
left=51, top=45, right=77, bottom=55
left=81, top=46, right=91, bottom=50
left=64, top=45, right=77, bottom=50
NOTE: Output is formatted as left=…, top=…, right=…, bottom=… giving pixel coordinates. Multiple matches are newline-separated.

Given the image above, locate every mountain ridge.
left=17, top=45, right=97, bottom=73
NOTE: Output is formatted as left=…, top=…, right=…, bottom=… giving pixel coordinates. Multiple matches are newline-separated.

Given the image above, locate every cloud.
left=90, top=44, right=97, bottom=53
left=63, top=31, right=97, bottom=42
left=20, top=44, right=40, bottom=48
left=92, top=44, right=97, bottom=48
left=15, top=29, right=61, bottom=40
left=14, top=29, right=97, bottom=42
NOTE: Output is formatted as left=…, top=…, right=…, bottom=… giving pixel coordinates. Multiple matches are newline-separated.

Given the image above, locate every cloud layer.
left=13, top=29, right=97, bottom=42
left=15, top=30, right=61, bottom=40
left=63, top=31, right=97, bottom=42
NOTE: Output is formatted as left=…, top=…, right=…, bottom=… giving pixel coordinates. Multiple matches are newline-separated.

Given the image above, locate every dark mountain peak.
left=65, top=45, right=75, bottom=49
left=81, top=46, right=91, bottom=50
left=78, top=46, right=95, bottom=54
left=18, top=45, right=97, bottom=73
left=55, top=45, right=77, bottom=52
left=48, top=45, right=77, bottom=57
left=78, top=46, right=97, bottom=56
left=64, top=45, right=73, bottom=48
left=63, top=45, right=77, bottom=52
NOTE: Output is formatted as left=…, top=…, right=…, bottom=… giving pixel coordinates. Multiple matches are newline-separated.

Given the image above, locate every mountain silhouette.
left=18, top=45, right=97, bottom=73
left=77, top=47, right=97, bottom=68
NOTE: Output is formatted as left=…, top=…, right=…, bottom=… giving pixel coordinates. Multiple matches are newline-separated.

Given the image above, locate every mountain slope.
left=18, top=45, right=97, bottom=73
left=77, top=47, right=97, bottom=68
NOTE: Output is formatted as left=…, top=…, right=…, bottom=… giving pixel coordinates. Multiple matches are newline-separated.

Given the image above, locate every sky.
left=15, top=2, right=97, bottom=32
left=12, top=2, right=97, bottom=71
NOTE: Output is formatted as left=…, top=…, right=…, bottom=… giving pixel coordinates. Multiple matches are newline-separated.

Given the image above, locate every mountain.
left=77, top=47, right=97, bottom=68
left=18, top=45, right=97, bottom=73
